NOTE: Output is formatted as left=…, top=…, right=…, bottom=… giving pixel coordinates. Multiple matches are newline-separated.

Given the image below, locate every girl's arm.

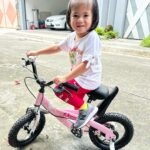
left=65, top=61, right=88, bottom=80
left=26, top=45, right=61, bottom=56
left=53, top=61, right=89, bottom=84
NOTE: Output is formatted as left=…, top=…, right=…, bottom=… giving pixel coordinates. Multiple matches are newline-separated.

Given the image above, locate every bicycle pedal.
left=71, top=126, right=82, bottom=138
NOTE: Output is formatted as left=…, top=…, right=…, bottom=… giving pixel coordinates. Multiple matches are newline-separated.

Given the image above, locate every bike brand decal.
left=63, top=112, right=76, bottom=120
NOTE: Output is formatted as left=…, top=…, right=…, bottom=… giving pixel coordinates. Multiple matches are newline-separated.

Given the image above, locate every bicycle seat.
left=87, top=84, right=109, bottom=100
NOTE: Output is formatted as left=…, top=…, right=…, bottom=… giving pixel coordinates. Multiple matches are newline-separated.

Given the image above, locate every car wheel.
left=64, top=23, right=67, bottom=30
left=65, top=22, right=70, bottom=30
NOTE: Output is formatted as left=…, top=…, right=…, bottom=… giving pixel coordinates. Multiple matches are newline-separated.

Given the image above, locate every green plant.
left=104, top=31, right=118, bottom=39
left=141, top=35, right=150, bottom=47
left=104, top=25, right=113, bottom=32
left=95, top=25, right=118, bottom=39
left=95, top=27, right=105, bottom=36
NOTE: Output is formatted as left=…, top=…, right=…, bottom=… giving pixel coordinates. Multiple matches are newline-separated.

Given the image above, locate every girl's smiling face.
left=70, top=4, right=93, bottom=38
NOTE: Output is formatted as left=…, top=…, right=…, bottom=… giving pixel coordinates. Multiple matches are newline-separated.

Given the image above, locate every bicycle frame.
left=34, top=91, right=116, bottom=141
left=22, top=57, right=116, bottom=141
left=8, top=58, right=133, bottom=150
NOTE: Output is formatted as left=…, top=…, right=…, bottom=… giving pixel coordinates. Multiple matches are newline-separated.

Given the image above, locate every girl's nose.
left=77, top=16, right=84, bottom=23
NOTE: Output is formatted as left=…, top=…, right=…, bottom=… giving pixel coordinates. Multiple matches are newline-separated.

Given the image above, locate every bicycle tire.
left=89, top=112, right=134, bottom=150
left=8, top=110, right=46, bottom=147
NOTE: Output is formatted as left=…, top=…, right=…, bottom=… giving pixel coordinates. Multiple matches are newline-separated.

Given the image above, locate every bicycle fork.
left=25, top=107, right=41, bottom=139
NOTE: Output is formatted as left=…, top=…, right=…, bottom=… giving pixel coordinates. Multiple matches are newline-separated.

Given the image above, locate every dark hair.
left=66, top=0, right=99, bottom=32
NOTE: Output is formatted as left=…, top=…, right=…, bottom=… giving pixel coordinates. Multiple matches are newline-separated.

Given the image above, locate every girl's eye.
left=84, top=14, right=89, bottom=17
left=72, top=14, right=79, bottom=18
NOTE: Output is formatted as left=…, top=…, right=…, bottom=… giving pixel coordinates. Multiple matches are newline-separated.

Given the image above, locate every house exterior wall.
left=1, top=0, right=149, bottom=40
left=98, top=0, right=150, bottom=39
left=98, top=0, right=128, bottom=37
left=124, top=0, right=150, bottom=39
left=0, top=0, right=18, bottom=28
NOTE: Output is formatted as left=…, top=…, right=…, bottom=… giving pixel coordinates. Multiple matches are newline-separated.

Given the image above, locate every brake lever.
left=59, top=84, right=72, bottom=97
left=21, top=58, right=28, bottom=67
left=53, top=86, right=72, bottom=97
left=21, top=56, right=37, bottom=67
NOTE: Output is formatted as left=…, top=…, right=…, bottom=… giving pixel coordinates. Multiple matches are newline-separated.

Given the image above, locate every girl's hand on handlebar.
left=53, top=75, right=67, bottom=85
left=26, top=51, right=38, bottom=57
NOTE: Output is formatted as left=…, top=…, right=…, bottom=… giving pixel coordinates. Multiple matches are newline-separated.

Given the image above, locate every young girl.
left=27, top=0, right=101, bottom=129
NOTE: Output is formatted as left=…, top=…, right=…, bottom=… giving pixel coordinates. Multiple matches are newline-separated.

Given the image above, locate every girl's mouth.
left=77, top=25, right=84, bottom=28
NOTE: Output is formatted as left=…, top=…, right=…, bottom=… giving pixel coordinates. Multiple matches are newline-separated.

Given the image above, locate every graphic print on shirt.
left=69, top=47, right=83, bottom=69
left=69, top=47, right=77, bottom=67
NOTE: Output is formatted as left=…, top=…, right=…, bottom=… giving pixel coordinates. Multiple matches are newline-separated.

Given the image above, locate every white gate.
left=124, top=0, right=150, bottom=39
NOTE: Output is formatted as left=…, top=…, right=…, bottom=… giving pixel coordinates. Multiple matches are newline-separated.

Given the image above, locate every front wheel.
left=89, top=113, right=134, bottom=150
left=8, top=110, right=46, bottom=147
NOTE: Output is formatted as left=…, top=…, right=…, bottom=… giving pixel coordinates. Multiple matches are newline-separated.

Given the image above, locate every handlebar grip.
left=62, top=82, right=79, bottom=91
left=46, top=81, right=54, bottom=86
left=21, top=58, right=31, bottom=66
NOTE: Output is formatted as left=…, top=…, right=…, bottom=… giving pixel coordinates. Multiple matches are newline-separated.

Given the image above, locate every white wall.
left=98, top=0, right=128, bottom=37
left=25, top=0, right=69, bottom=28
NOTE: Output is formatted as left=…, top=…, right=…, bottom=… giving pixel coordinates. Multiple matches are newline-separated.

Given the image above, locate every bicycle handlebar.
left=22, top=57, right=38, bottom=80
left=22, top=57, right=79, bottom=91
left=61, top=82, right=79, bottom=91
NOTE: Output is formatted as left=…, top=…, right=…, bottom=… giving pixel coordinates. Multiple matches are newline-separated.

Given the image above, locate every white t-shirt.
left=58, top=30, right=102, bottom=90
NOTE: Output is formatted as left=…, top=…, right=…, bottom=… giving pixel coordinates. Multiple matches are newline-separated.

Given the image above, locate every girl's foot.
left=74, top=104, right=98, bottom=129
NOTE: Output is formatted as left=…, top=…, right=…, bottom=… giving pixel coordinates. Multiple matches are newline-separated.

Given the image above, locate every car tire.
left=64, top=23, right=67, bottom=30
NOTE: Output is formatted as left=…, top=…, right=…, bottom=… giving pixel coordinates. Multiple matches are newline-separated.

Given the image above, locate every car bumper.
left=45, top=23, right=65, bottom=29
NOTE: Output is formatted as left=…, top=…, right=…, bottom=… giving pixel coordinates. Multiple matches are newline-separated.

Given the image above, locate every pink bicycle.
left=8, top=57, right=134, bottom=150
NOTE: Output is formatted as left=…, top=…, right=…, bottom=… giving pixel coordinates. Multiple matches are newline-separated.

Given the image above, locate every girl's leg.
left=54, top=79, right=91, bottom=109
left=54, top=79, right=98, bottom=129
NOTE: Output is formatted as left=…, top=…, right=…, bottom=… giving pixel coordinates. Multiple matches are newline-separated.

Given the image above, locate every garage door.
left=0, top=0, right=18, bottom=28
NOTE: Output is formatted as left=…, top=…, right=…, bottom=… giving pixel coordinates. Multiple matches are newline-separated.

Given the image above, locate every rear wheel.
left=8, top=110, right=45, bottom=147
left=89, top=113, right=134, bottom=150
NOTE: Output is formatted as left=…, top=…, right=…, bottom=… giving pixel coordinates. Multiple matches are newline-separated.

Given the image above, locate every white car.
left=45, top=10, right=69, bottom=30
